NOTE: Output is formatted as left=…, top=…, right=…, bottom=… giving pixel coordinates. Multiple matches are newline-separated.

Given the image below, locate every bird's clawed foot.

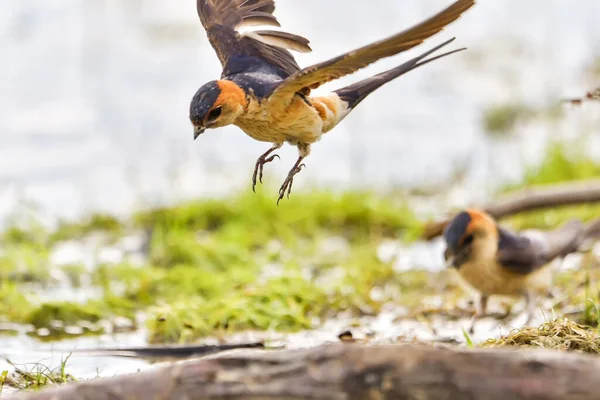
left=252, top=149, right=281, bottom=192
left=277, top=157, right=305, bottom=205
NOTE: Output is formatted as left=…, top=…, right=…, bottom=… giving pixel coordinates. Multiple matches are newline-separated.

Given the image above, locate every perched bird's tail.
left=540, top=219, right=585, bottom=261
left=334, top=38, right=464, bottom=110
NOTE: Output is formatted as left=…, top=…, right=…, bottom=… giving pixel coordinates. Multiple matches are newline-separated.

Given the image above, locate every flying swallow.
left=443, top=209, right=584, bottom=330
left=190, top=0, right=475, bottom=203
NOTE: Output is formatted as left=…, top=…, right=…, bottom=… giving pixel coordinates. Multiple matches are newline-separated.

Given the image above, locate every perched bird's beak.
left=443, top=248, right=456, bottom=268
left=193, top=125, right=205, bottom=140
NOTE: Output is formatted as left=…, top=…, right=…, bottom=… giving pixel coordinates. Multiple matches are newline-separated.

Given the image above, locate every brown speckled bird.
left=190, top=0, right=475, bottom=203
left=443, top=209, right=585, bottom=331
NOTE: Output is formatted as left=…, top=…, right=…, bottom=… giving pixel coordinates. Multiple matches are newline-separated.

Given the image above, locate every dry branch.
left=422, top=179, right=600, bottom=240
left=563, top=86, right=600, bottom=105
left=6, top=343, right=600, bottom=400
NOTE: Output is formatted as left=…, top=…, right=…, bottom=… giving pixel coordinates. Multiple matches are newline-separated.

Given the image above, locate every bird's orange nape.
left=465, top=208, right=496, bottom=235
left=214, top=80, right=246, bottom=111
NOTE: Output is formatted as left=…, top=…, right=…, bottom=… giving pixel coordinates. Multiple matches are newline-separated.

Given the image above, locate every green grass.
left=515, top=142, right=600, bottom=187
left=49, top=214, right=124, bottom=244
left=145, top=268, right=434, bottom=344
left=0, top=245, right=52, bottom=285
left=95, top=242, right=431, bottom=343
left=483, top=103, right=534, bottom=134
left=0, top=282, right=35, bottom=323
left=502, top=142, right=600, bottom=230
left=0, top=217, right=53, bottom=285
left=0, top=168, right=597, bottom=344
left=135, top=190, right=421, bottom=244
left=26, top=303, right=104, bottom=329
left=0, top=189, right=427, bottom=343
left=129, top=193, right=433, bottom=342
left=2, top=213, right=124, bottom=248
left=2, top=355, right=77, bottom=391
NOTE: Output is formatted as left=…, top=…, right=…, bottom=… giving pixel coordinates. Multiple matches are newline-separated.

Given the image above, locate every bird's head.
left=443, top=209, right=498, bottom=269
left=189, top=79, right=246, bottom=140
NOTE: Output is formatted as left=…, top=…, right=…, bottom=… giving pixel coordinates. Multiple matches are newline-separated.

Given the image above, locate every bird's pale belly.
left=457, top=261, right=552, bottom=296
left=235, top=96, right=324, bottom=144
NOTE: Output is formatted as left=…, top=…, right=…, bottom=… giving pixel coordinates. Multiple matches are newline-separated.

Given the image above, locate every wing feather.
left=497, top=220, right=584, bottom=275
left=496, top=228, right=546, bottom=275
left=243, top=30, right=312, bottom=53
left=238, top=12, right=281, bottom=28
left=196, top=0, right=311, bottom=78
left=269, top=0, right=474, bottom=99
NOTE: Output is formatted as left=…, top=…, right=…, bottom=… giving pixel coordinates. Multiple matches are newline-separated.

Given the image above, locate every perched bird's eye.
left=463, top=234, right=474, bottom=246
left=207, top=106, right=223, bottom=122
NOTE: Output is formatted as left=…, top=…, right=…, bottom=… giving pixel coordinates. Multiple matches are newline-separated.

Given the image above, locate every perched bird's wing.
left=268, top=0, right=474, bottom=100
left=497, top=220, right=584, bottom=275
left=196, top=0, right=311, bottom=78
left=496, top=227, right=546, bottom=275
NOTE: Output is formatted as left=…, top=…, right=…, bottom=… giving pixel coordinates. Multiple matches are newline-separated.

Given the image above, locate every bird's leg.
left=277, top=156, right=305, bottom=205
left=276, top=143, right=310, bottom=204
left=252, top=143, right=282, bottom=192
left=522, top=291, right=537, bottom=327
left=468, top=294, right=488, bottom=334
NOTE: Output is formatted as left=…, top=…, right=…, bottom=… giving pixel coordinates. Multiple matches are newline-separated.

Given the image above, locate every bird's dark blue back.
left=227, top=68, right=284, bottom=100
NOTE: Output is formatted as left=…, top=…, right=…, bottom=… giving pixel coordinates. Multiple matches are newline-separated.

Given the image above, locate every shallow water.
left=0, top=295, right=557, bottom=394
left=0, top=230, right=588, bottom=393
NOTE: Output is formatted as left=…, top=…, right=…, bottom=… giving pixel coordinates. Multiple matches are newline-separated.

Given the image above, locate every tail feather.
left=541, top=219, right=585, bottom=260
left=334, top=38, right=464, bottom=110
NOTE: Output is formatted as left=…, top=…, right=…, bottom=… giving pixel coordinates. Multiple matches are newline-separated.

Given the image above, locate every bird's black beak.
left=443, top=248, right=457, bottom=268
left=193, top=126, right=205, bottom=140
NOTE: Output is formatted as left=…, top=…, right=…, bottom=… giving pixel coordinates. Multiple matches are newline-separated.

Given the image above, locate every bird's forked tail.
left=334, top=38, right=465, bottom=111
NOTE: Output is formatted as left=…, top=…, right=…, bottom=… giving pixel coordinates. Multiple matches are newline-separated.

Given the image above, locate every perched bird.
left=190, top=0, right=475, bottom=203
left=443, top=209, right=584, bottom=330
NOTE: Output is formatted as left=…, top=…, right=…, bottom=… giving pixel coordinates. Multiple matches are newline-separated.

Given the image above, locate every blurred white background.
left=1, top=0, right=599, bottom=222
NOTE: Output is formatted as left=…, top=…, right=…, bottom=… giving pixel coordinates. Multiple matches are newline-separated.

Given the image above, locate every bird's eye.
left=207, top=106, right=222, bottom=122
left=463, top=234, right=474, bottom=246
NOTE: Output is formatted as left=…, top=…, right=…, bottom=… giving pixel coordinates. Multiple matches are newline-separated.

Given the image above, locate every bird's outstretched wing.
left=497, top=220, right=584, bottom=275
left=197, top=0, right=311, bottom=78
left=268, top=0, right=475, bottom=100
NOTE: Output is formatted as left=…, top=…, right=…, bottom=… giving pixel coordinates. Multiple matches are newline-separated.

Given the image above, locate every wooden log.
left=6, top=343, right=600, bottom=400
left=422, top=180, right=600, bottom=240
